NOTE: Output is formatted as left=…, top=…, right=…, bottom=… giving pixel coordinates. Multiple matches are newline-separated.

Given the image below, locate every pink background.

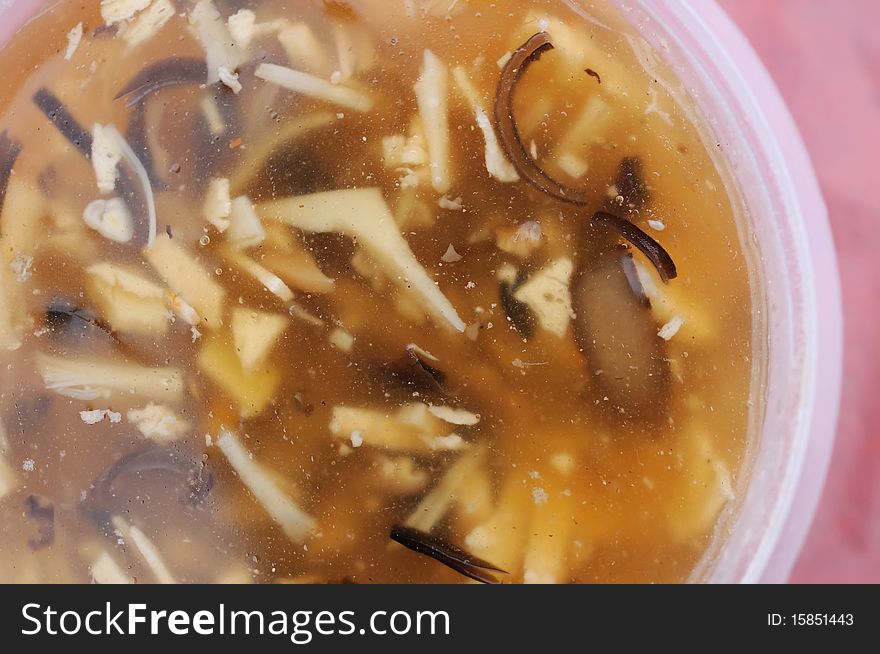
left=0, top=0, right=872, bottom=584
left=718, top=0, right=880, bottom=583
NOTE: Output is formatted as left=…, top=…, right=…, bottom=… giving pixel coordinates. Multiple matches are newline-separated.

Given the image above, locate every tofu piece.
left=35, top=353, right=184, bottom=403
left=329, top=403, right=467, bottom=454
left=277, top=23, right=334, bottom=78
left=100, top=0, right=150, bottom=26
left=90, top=551, right=131, bottom=584
left=230, top=307, right=287, bottom=371
left=495, top=221, right=543, bottom=258
left=633, top=259, right=715, bottom=340
left=405, top=447, right=486, bottom=532
left=91, top=124, right=122, bottom=194
left=0, top=419, right=17, bottom=502
left=83, top=197, right=135, bottom=243
left=111, top=516, right=176, bottom=584
left=222, top=247, right=294, bottom=303
left=451, top=66, right=519, bottom=182
left=523, top=491, right=573, bottom=584
left=328, top=327, right=354, bottom=353
left=120, top=0, right=175, bottom=48
left=0, top=175, right=46, bottom=263
left=64, top=22, right=83, bottom=60
left=0, top=262, right=25, bottom=351
left=552, top=95, right=614, bottom=167
left=226, top=196, right=266, bottom=249
left=145, top=233, right=226, bottom=330
left=464, top=475, right=531, bottom=573
left=667, top=428, right=736, bottom=542
left=427, top=405, right=480, bottom=426
left=216, top=429, right=316, bottom=542
left=258, top=188, right=464, bottom=332
left=203, top=178, right=232, bottom=232
left=189, top=0, right=249, bottom=84
left=255, top=63, right=373, bottom=112
left=376, top=455, right=428, bottom=495
left=413, top=50, right=451, bottom=193
left=513, top=258, right=575, bottom=337
left=197, top=335, right=281, bottom=418
left=127, top=403, right=191, bottom=444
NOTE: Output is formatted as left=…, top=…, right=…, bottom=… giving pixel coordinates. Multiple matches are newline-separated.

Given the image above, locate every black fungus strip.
left=495, top=32, right=591, bottom=204
left=0, top=130, right=23, bottom=218
left=390, top=525, right=505, bottom=584
left=499, top=280, right=535, bottom=339
left=32, top=88, right=92, bottom=157
left=592, top=211, right=677, bottom=283
left=25, top=495, right=55, bottom=551
left=495, top=37, right=679, bottom=283
left=115, top=57, right=208, bottom=107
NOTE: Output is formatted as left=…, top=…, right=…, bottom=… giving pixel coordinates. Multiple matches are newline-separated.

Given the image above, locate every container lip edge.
left=663, top=0, right=844, bottom=584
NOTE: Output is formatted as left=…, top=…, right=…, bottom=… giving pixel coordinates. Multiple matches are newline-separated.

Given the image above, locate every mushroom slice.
left=571, top=248, right=669, bottom=420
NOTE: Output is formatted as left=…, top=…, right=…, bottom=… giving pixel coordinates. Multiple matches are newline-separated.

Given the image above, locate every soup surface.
left=0, top=0, right=753, bottom=583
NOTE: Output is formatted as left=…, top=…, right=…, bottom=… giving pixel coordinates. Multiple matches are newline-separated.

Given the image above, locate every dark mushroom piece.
left=499, top=277, right=535, bottom=340
left=0, top=130, right=23, bottom=216
left=41, top=300, right=154, bottom=362
left=390, top=524, right=505, bottom=584
left=25, top=495, right=55, bottom=551
left=386, top=345, right=448, bottom=396
left=614, top=156, right=649, bottom=210
left=572, top=246, right=670, bottom=420
left=44, top=300, right=117, bottom=342
left=85, top=447, right=214, bottom=532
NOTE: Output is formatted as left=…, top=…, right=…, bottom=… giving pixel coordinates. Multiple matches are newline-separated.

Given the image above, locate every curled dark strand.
left=494, top=32, right=591, bottom=204
left=115, top=57, right=208, bottom=107
left=390, top=524, right=505, bottom=584
left=88, top=448, right=214, bottom=527
left=592, top=211, right=677, bottom=282
left=32, top=88, right=92, bottom=158
left=0, top=130, right=23, bottom=219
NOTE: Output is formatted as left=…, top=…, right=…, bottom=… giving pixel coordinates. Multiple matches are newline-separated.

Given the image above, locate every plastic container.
left=0, top=0, right=842, bottom=583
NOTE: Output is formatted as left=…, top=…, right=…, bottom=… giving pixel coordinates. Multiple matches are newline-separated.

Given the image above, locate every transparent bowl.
left=1, top=0, right=842, bottom=583
left=603, top=0, right=843, bottom=583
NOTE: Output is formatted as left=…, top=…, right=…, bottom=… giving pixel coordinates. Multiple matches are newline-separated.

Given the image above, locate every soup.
left=0, top=0, right=753, bottom=583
